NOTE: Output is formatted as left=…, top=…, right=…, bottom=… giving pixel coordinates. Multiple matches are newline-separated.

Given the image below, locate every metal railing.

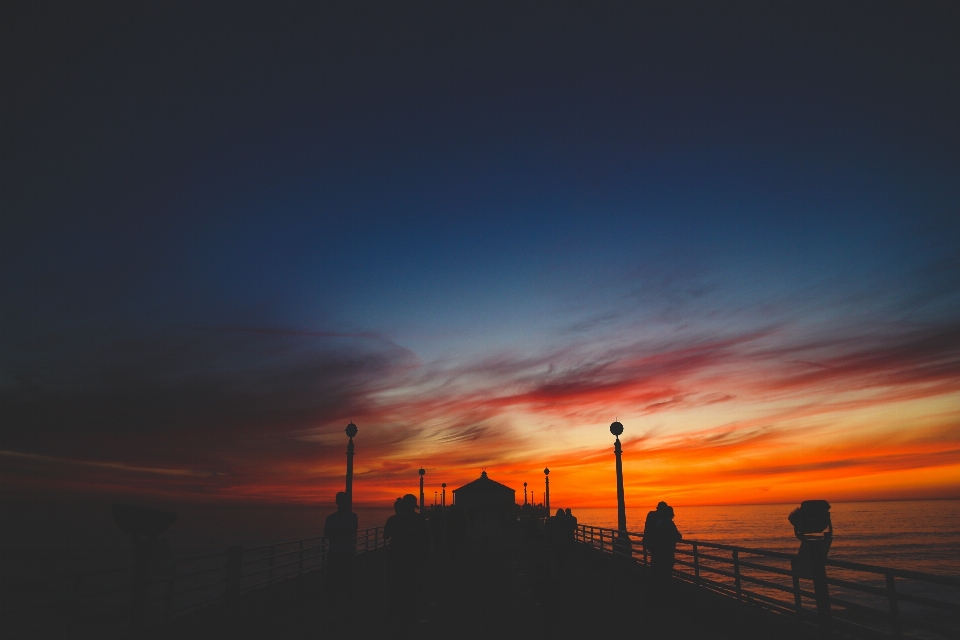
left=576, top=524, right=960, bottom=640
left=4, top=526, right=386, bottom=640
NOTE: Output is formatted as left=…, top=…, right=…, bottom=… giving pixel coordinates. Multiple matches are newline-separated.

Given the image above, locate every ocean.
left=2, top=499, right=957, bottom=590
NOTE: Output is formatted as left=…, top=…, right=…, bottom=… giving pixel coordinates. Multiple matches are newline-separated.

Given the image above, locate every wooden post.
left=733, top=549, right=743, bottom=602
left=268, top=545, right=275, bottom=581
left=886, top=573, right=902, bottom=639
left=693, top=543, right=701, bottom=585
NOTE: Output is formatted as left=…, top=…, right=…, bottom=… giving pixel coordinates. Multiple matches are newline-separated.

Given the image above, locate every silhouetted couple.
left=643, top=501, right=682, bottom=599
left=384, top=494, right=430, bottom=635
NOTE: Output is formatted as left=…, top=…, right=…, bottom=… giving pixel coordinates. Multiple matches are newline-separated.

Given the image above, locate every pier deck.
left=172, top=542, right=800, bottom=640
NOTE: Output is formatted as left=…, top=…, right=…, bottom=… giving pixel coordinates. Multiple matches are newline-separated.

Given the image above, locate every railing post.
left=733, top=549, right=743, bottom=602
left=298, top=540, right=304, bottom=577
left=791, top=558, right=803, bottom=622
left=693, top=542, right=701, bottom=585
left=600, top=529, right=606, bottom=553
left=886, top=573, right=903, bottom=639
left=268, top=545, right=275, bottom=581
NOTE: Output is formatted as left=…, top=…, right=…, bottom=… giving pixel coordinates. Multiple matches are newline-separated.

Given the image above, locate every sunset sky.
left=2, top=1, right=958, bottom=510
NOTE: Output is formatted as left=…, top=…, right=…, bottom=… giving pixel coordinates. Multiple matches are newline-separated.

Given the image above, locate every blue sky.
left=2, top=1, right=958, bottom=506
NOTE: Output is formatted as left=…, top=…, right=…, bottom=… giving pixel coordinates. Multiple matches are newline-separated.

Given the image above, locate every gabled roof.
left=453, top=470, right=515, bottom=494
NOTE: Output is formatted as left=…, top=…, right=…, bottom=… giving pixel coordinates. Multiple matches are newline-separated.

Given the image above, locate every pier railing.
left=5, top=526, right=386, bottom=640
left=576, top=524, right=960, bottom=640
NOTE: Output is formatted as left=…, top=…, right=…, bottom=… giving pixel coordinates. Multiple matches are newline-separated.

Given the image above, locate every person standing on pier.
left=384, top=494, right=430, bottom=634
left=643, top=501, right=682, bottom=597
left=324, top=491, right=359, bottom=606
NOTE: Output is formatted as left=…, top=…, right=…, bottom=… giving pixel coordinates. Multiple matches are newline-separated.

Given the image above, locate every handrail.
left=575, top=523, right=960, bottom=640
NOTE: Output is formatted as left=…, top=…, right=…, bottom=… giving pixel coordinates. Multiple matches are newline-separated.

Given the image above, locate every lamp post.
left=345, top=422, right=357, bottom=510
left=610, top=420, right=631, bottom=555
left=419, top=467, right=425, bottom=511
left=442, top=483, right=446, bottom=508
left=544, top=468, right=550, bottom=512
left=523, top=482, right=528, bottom=505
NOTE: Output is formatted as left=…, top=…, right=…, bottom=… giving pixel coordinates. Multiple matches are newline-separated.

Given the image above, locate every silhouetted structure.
left=544, top=468, right=550, bottom=512
left=344, top=422, right=357, bottom=509
left=610, top=420, right=631, bottom=555
left=419, top=467, right=425, bottom=511
left=451, top=471, right=516, bottom=513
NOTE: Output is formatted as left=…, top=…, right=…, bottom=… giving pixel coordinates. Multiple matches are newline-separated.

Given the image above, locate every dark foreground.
left=172, top=539, right=806, bottom=640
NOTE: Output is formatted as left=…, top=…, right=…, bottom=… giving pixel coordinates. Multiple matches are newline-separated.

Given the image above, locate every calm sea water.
left=574, top=500, right=960, bottom=576
left=2, top=499, right=957, bottom=588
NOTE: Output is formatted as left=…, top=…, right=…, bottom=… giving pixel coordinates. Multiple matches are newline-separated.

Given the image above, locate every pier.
left=6, top=518, right=959, bottom=640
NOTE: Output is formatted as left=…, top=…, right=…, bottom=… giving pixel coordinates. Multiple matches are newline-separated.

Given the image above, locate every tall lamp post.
left=544, top=468, right=550, bottom=512
left=523, top=482, right=528, bottom=505
left=610, top=420, right=631, bottom=555
left=442, top=483, right=446, bottom=508
left=419, top=467, right=426, bottom=511
left=345, top=422, right=357, bottom=510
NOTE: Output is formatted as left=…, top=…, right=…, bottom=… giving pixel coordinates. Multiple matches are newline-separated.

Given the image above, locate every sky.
left=2, top=1, right=959, bottom=511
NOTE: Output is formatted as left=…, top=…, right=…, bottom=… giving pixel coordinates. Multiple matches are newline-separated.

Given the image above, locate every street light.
left=544, top=468, right=550, bottom=512
left=345, top=422, right=357, bottom=510
left=419, top=467, right=425, bottom=511
left=610, top=420, right=631, bottom=555
left=442, top=483, right=446, bottom=509
left=523, top=482, right=528, bottom=505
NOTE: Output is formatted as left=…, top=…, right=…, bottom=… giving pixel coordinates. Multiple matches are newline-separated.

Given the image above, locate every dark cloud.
left=0, top=326, right=419, bottom=463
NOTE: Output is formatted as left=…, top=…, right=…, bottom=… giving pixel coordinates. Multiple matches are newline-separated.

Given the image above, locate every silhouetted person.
left=384, top=494, right=430, bottom=635
left=545, top=508, right=569, bottom=575
left=642, top=502, right=664, bottom=558
left=564, top=508, right=578, bottom=544
left=323, top=492, right=358, bottom=614
left=644, top=502, right=682, bottom=600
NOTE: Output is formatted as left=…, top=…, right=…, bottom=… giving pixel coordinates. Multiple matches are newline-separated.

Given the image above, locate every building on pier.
left=452, top=470, right=516, bottom=512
